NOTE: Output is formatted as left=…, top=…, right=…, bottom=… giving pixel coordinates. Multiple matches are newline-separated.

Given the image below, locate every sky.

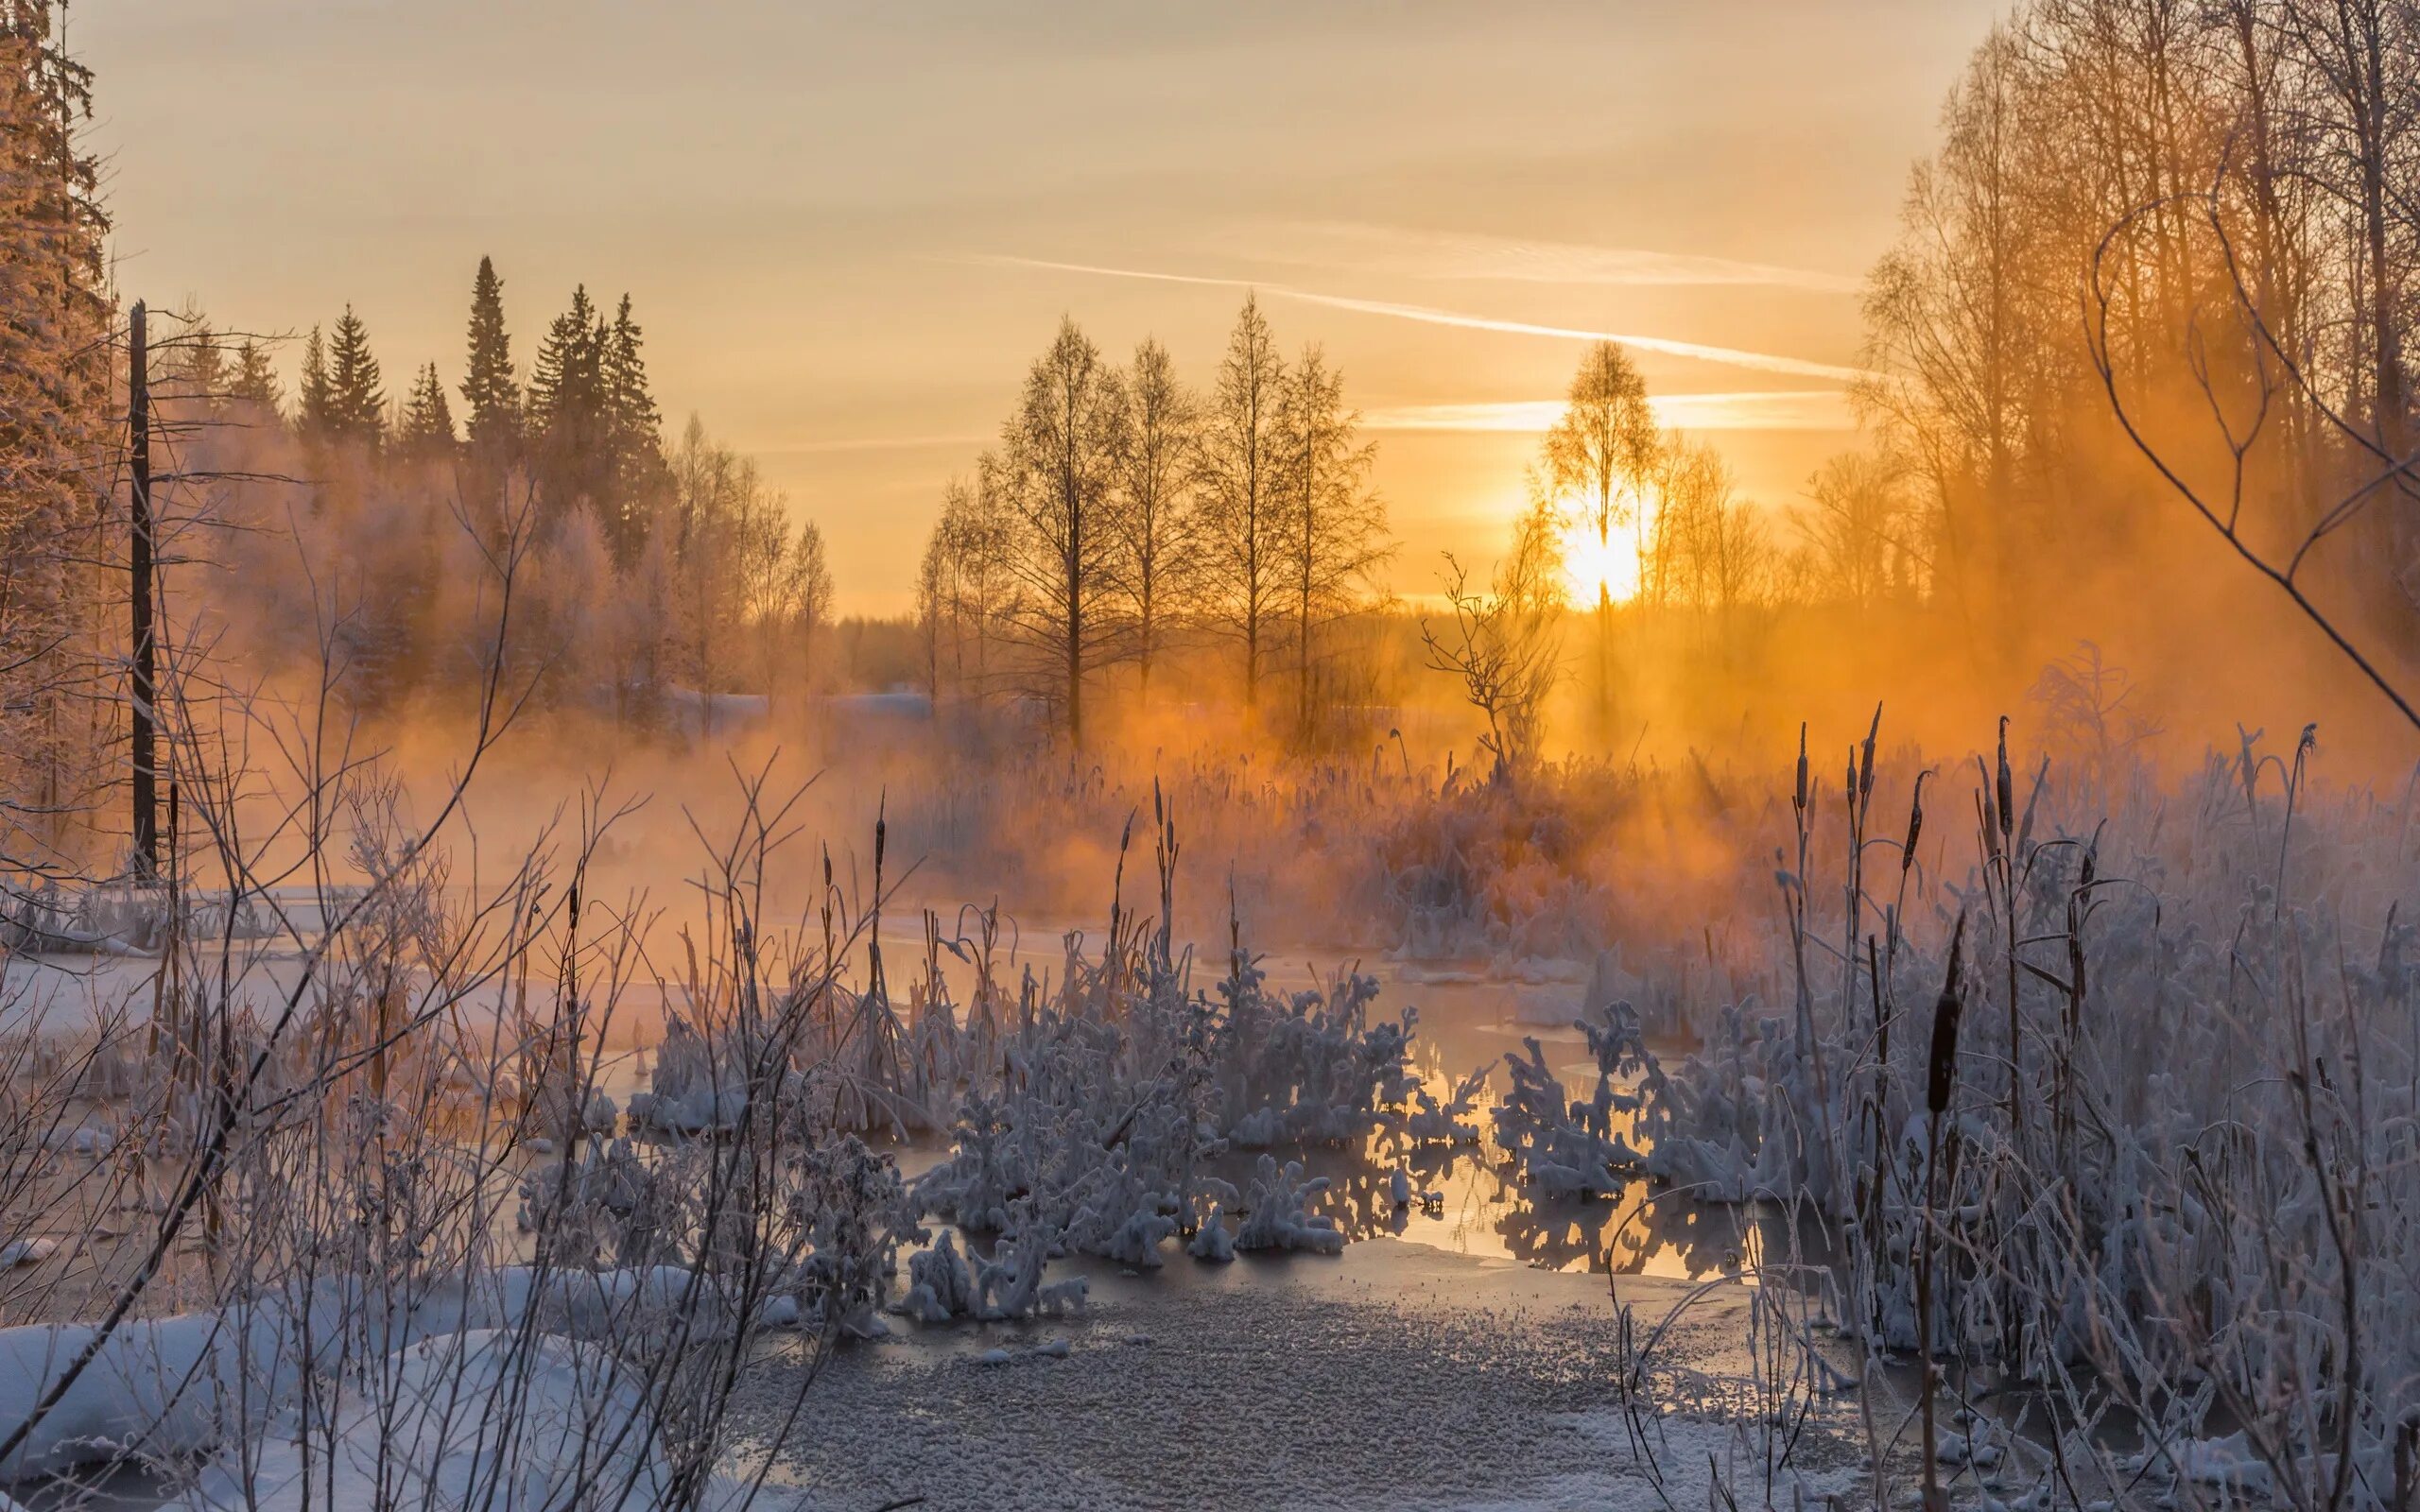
left=79, top=1, right=2001, bottom=614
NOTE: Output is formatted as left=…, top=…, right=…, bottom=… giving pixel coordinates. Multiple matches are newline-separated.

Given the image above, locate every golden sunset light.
left=6, top=4, right=2418, bottom=1506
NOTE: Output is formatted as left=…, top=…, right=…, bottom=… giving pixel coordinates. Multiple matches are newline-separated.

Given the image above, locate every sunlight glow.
left=1559, top=515, right=1645, bottom=607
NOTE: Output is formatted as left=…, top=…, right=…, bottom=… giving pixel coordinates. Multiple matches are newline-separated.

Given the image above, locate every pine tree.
left=600, top=292, right=666, bottom=559
left=297, top=325, right=334, bottom=440
left=460, top=254, right=520, bottom=456
left=527, top=284, right=605, bottom=514
left=230, top=340, right=282, bottom=414
left=324, top=303, right=385, bottom=451
left=399, top=362, right=457, bottom=461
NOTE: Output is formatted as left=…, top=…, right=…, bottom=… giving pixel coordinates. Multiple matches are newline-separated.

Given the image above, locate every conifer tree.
left=297, top=325, right=334, bottom=441
left=601, top=292, right=666, bottom=558
left=460, top=254, right=520, bottom=456
left=399, top=361, right=457, bottom=461
left=230, top=339, right=282, bottom=414
left=528, top=284, right=605, bottom=513
left=324, top=303, right=385, bottom=451
left=168, top=315, right=226, bottom=404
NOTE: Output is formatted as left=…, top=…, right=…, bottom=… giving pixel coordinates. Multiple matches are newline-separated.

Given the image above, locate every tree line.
left=915, top=298, right=1390, bottom=747
left=1858, top=0, right=2420, bottom=668
left=145, top=258, right=837, bottom=737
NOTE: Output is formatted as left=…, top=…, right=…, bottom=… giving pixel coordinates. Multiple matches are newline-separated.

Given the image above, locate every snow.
left=0, top=1265, right=738, bottom=1487
left=180, top=1330, right=670, bottom=1512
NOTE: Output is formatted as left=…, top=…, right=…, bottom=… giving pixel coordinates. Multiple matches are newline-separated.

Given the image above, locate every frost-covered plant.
left=974, top=1200, right=1089, bottom=1320
left=1231, top=1156, right=1344, bottom=1255
left=1494, top=997, right=1662, bottom=1197
left=1406, top=1065, right=1489, bottom=1144
left=893, top=1229, right=980, bottom=1323
left=912, top=808, right=1421, bottom=1272
left=1217, top=958, right=1417, bottom=1147
left=1625, top=716, right=2420, bottom=1505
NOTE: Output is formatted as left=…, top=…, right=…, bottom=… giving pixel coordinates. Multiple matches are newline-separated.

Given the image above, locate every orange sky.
left=82, top=1, right=1999, bottom=613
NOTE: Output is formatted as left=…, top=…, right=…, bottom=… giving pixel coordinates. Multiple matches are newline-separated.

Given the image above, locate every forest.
left=0, top=2, right=2416, bottom=1510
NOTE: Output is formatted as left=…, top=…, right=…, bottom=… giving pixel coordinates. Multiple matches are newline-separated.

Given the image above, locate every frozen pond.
left=0, top=911, right=1767, bottom=1288
left=735, top=1238, right=1866, bottom=1512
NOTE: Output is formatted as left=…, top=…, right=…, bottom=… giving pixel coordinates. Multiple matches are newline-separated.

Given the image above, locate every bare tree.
left=1196, top=296, right=1288, bottom=715
left=1795, top=450, right=1921, bottom=612
left=1420, top=501, right=1567, bottom=785
left=1648, top=440, right=1773, bottom=646
left=2273, top=0, right=2415, bottom=491
left=1275, top=345, right=1387, bottom=743
left=1541, top=342, right=1657, bottom=737
left=998, top=318, right=1122, bottom=746
left=920, top=472, right=1014, bottom=703
left=2089, top=151, right=2420, bottom=733
left=742, top=513, right=834, bottom=707
left=1108, top=337, right=1200, bottom=703
left=1858, top=25, right=2040, bottom=606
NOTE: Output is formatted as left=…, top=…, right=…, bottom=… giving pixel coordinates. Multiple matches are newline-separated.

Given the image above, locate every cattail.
left=1927, top=912, right=1966, bottom=1117
left=1995, top=716, right=2014, bottom=838
left=1859, top=702, right=1881, bottom=802
left=1902, top=770, right=1927, bottom=873
left=1795, top=723, right=1809, bottom=814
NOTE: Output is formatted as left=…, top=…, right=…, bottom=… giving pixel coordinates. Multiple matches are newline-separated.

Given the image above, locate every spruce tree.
left=169, top=316, right=226, bottom=404
left=230, top=340, right=282, bottom=414
left=297, top=325, right=334, bottom=441
left=324, top=303, right=385, bottom=451
left=399, top=362, right=457, bottom=461
left=527, top=284, right=605, bottom=513
left=601, top=292, right=666, bottom=559
left=460, top=255, right=520, bottom=456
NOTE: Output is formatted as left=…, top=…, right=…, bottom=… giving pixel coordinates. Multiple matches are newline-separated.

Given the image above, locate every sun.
left=1558, top=515, right=1644, bottom=607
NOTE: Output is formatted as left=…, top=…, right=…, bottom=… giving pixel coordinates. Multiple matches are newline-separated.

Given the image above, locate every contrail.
left=1366, top=391, right=1856, bottom=433
left=1265, top=221, right=1864, bottom=293
left=960, top=253, right=1871, bottom=382
left=756, top=432, right=992, bottom=455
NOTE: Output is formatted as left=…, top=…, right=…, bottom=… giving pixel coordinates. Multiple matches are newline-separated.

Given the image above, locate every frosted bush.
left=1493, top=998, right=1660, bottom=1197
left=894, top=1229, right=980, bottom=1323
left=1231, top=1156, right=1344, bottom=1255
left=912, top=911, right=1421, bottom=1273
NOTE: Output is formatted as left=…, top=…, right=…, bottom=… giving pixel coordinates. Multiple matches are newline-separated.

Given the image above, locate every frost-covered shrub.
left=1215, top=959, right=1418, bottom=1146
left=1405, top=1066, right=1488, bottom=1144
left=1231, top=1156, right=1343, bottom=1255
left=911, top=921, right=1423, bottom=1272
left=1493, top=998, right=1660, bottom=1197
left=974, top=1201, right=1089, bottom=1320
left=1187, top=1205, right=1238, bottom=1263
left=894, top=1229, right=980, bottom=1323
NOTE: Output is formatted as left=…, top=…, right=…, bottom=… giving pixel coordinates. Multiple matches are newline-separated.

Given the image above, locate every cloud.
left=960, top=253, right=1871, bottom=382
left=1257, top=221, right=1864, bottom=293
left=1363, top=391, right=1856, bottom=433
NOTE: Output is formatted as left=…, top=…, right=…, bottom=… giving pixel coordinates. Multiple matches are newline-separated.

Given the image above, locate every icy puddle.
left=735, top=1238, right=1867, bottom=1512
